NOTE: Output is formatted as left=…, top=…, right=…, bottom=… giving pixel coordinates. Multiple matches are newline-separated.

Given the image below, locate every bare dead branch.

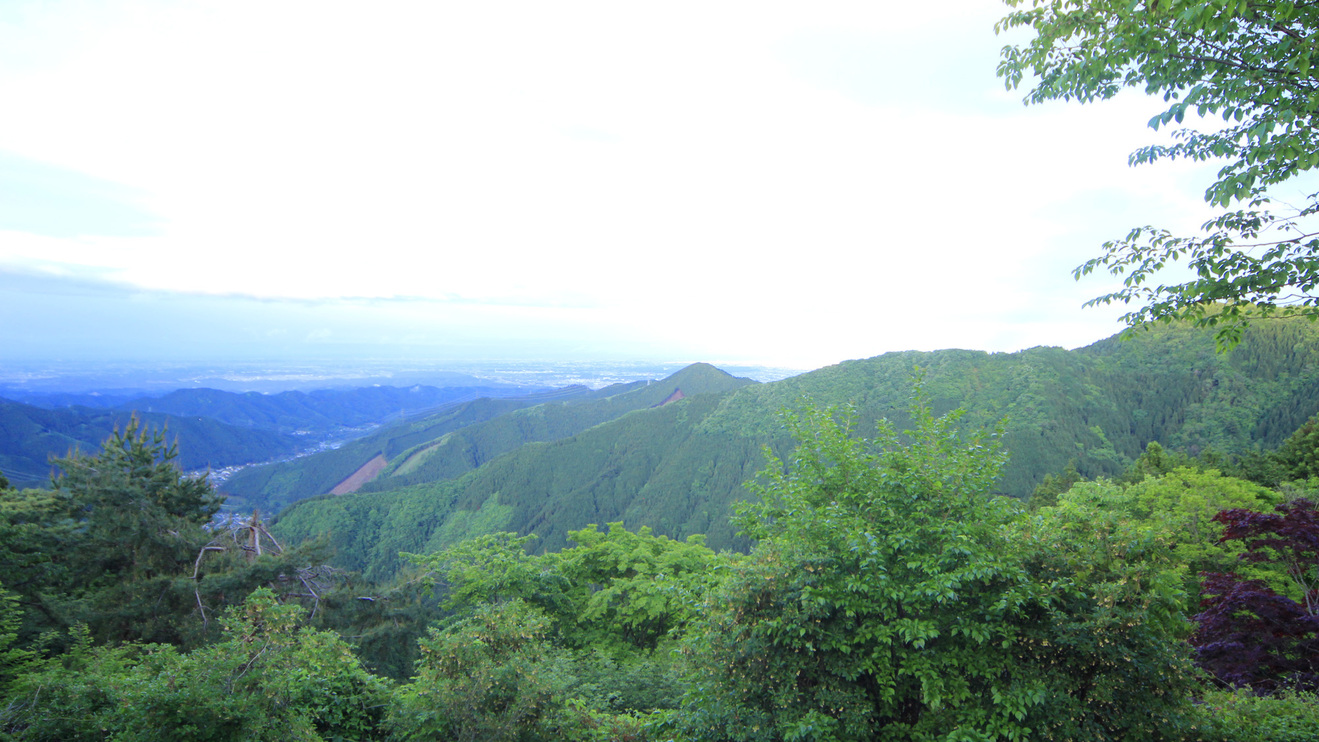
left=192, top=546, right=226, bottom=579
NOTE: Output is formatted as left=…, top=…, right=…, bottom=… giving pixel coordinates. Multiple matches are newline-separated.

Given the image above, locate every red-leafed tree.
left=1192, top=499, right=1319, bottom=691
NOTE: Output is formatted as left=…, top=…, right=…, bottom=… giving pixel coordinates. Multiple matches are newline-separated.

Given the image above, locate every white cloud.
left=0, top=0, right=1236, bottom=368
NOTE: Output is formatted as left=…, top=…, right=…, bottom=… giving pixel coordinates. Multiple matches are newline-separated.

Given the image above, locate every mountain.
left=358, top=362, right=756, bottom=492
left=220, top=364, right=758, bottom=514
left=3, top=391, right=142, bottom=409
left=0, top=398, right=303, bottom=486
left=218, top=385, right=600, bottom=513
left=270, top=319, right=1319, bottom=580
left=114, top=384, right=544, bottom=436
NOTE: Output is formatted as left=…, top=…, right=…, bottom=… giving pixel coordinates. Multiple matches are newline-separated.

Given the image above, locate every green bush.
left=1, top=589, right=391, bottom=741
left=1190, top=688, right=1319, bottom=742
left=387, top=599, right=575, bottom=742
left=680, top=398, right=1199, bottom=741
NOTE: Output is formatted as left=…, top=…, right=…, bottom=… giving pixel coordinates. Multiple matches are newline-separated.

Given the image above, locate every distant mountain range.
left=265, top=319, right=1319, bottom=580
left=0, top=399, right=303, bottom=485
left=0, top=383, right=549, bottom=487
left=7, top=320, right=1318, bottom=582
left=109, top=384, right=547, bottom=436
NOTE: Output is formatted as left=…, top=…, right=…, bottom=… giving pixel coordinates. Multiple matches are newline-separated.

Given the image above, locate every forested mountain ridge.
left=272, top=319, right=1319, bottom=580
left=222, top=363, right=756, bottom=513
left=359, top=362, right=757, bottom=492
left=273, top=389, right=767, bottom=578
left=218, top=384, right=600, bottom=513
left=0, top=397, right=302, bottom=486
left=0, top=383, right=551, bottom=491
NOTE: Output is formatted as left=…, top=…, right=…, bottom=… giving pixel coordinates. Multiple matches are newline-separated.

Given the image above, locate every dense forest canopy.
left=269, top=318, right=1319, bottom=580
left=3, top=385, right=1319, bottom=740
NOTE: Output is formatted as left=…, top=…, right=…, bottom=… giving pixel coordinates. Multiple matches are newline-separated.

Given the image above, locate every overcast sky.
left=0, top=0, right=1243, bottom=370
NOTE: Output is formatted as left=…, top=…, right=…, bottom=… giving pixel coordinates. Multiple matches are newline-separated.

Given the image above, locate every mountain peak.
left=662, top=362, right=753, bottom=387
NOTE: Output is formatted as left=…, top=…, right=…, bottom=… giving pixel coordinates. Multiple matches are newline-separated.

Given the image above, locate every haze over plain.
left=0, top=0, right=1266, bottom=370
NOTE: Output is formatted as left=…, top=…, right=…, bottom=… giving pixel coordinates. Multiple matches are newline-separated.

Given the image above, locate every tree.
left=1, top=588, right=391, bottom=741
left=0, top=586, right=34, bottom=696
left=1043, top=470, right=1283, bottom=608
left=680, top=397, right=1197, bottom=741
left=1275, top=415, right=1319, bottom=482
left=388, top=599, right=573, bottom=742
left=550, top=523, right=731, bottom=653
left=402, top=524, right=732, bottom=724
left=1192, top=499, right=1319, bottom=691
left=1028, top=459, right=1083, bottom=509
left=1010, top=484, right=1201, bottom=741
left=1123, top=442, right=1200, bottom=484
left=52, top=417, right=222, bottom=583
left=44, top=418, right=223, bottom=644
left=408, top=524, right=730, bottom=655
left=19, top=420, right=323, bottom=650
left=997, top=0, right=1319, bottom=345
left=1217, top=498, right=1319, bottom=614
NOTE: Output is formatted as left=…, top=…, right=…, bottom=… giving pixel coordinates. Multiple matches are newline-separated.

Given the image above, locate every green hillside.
left=223, top=364, right=756, bottom=514
left=0, top=398, right=302, bottom=486
left=219, top=385, right=597, bottom=513
left=272, top=319, right=1319, bottom=580
left=360, top=362, right=757, bottom=492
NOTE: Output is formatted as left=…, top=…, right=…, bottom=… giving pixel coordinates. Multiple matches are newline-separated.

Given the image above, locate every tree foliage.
left=1011, top=487, right=1200, bottom=741
left=394, top=522, right=731, bottom=737
left=30, top=419, right=224, bottom=645
left=0, top=420, right=343, bottom=657
left=998, top=0, right=1319, bottom=343
left=1192, top=499, right=1319, bottom=692
left=1275, top=415, right=1319, bottom=482
left=1190, top=687, right=1319, bottom=742
left=388, top=599, right=572, bottom=742
left=1041, top=468, right=1283, bottom=611
left=1, top=589, right=391, bottom=741
left=681, top=396, right=1197, bottom=741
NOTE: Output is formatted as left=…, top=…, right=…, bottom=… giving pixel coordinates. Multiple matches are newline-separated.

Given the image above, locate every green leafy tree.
left=1274, top=414, right=1319, bottom=481
left=1, top=588, right=391, bottom=741
left=0, top=420, right=228, bottom=648
left=1009, top=487, right=1200, bottom=741
left=681, top=397, right=1199, bottom=741
left=408, top=524, right=730, bottom=654
left=1029, top=459, right=1083, bottom=509
left=302, top=565, right=442, bottom=682
left=1124, top=442, right=1201, bottom=483
left=1046, top=471, right=1284, bottom=607
left=0, top=586, right=34, bottom=696
left=404, top=524, right=732, bottom=720
left=551, top=523, right=731, bottom=653
left=0, top=488, right=71, bottom=646
left=1190, top=687, right=1319, bottom=742
left=388, top=599, right=573, bottom=742
left=52, top=417, right=221, bottom=586
left=998, top=0, right=1319, bottom=344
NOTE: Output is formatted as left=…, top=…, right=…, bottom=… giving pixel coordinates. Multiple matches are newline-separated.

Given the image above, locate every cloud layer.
left=0, top=0, right=1228, bottom=368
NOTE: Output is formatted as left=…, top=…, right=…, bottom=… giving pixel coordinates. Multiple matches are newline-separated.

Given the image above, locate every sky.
left=0, top=0, right=1244, bottom=371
